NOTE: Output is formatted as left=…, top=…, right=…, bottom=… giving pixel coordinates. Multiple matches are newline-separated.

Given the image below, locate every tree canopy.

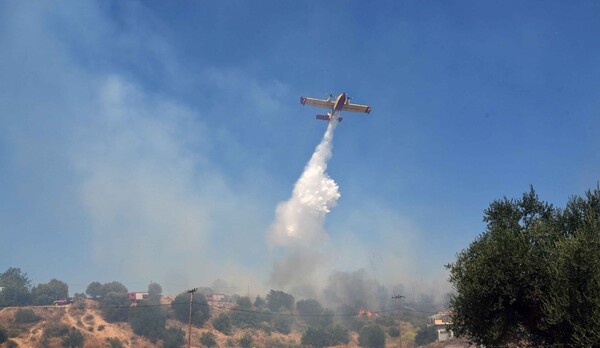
left=447, top=187, right=600, bottom=346
left=172, top=292, right=210, bottom=327
left=266, top=290, right=295, bottom=312
left=0, top=267, right=31, bottom=306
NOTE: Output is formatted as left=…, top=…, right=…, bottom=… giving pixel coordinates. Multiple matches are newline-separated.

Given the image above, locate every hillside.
left=0, top=298, right=470, bottom=347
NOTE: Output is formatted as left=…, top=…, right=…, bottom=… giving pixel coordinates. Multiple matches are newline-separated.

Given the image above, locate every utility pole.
left=392, top=294, right=405, bottom=348
left=187, top=288, right=198, bottom=348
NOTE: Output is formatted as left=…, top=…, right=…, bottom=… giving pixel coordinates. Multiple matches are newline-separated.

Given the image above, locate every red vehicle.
left=53, top=298, right=73, bottom=306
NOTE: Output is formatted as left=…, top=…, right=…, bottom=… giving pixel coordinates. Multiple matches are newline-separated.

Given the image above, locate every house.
left=206, top=293, right=225, bottom=302
left=427, top=311, right=453, bottom=341
left=127, top=292, right=149, bottom=302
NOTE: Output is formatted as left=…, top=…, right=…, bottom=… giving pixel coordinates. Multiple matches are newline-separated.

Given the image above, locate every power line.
left=0, top=300, right=438, bottom=317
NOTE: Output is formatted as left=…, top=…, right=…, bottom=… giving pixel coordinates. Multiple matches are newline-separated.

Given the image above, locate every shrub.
left=273, top=315, right=293, bottom=334
left=212, top=313, right=232, bottom=335
left=61, top=329, right=85, bottom=347
left=240, top=333, right=253, bottom=348
left=171, top=292, right=210, bottom=327
left=0, top=325, right=7, bottom=343
left=328, top=324, right=350, bottom=345
left=389, top=325, right=400, bottom=337
left=301, top=327, right=332, bottom=347
left=358, top=324, right=385, bottom=348
left=163, top=327, right=185, bottom=348
left=97, top=325, right=105, bottom=331
left=200, top=332, right=217, bottom=347
left=14, top=308, right=40, bottom=324
left=106, top=337, right=124, bottom=348
left=6, top=340, right=19, bottom=348
left=43, top=322, right=70, bottom=338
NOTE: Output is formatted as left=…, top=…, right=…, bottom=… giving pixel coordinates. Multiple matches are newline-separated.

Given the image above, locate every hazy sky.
left=1, top=1, right=600, bottom=296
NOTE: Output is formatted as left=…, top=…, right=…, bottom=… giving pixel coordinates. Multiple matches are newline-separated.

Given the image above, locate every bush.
left=200, top=332, right=217, bottom=347
left=163, top=327, right=185, bottom=348
left=129, top=302, right=167, bottom=341
left=14, top=308, right=40, bottom=324
left=6, top=340, right=18, bottom=348
left=212, top=313, right=232, bottom=335
left=0, top=325, right=7, bottom=343
left=106, top=337, right=124, bottom=348
left=172, top=292, right=210, bottom=327
left=388, top=325, right=400, bottom=337
left=273, top=314, right=293, bottom=334
left=61, top=329, right=85, bottom=347
left=414, top=325, right=437, bottom=346
left=301, top=327, right=331, bottom=347
left=328, top=324, right=350, bottom=345
left=239, top=333, right=253, bottom=348
left=43, top=322, right=70, bottom=338
left=358, top=324, right=385, bottom=348
left=100, top=291, right=130, bottom=323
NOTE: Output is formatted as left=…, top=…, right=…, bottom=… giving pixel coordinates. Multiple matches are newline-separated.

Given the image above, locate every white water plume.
left=268, top=119, right=340, bottom=248
left=268, top=117, right=341, bottom=290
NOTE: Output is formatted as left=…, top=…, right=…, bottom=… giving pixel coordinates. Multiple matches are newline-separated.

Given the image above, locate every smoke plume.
left=268, top=118, right=341, bottom=289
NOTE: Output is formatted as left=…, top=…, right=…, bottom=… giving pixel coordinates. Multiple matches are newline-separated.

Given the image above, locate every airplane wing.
left=300, top=96, right=334, bottom=109
left=342, top=103, right=372, bottom=114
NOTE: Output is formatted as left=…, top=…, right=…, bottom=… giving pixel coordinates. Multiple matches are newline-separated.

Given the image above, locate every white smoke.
left=268, top=117, right=341, bottom=289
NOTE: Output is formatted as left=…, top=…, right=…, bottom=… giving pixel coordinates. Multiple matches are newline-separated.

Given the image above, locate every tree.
left=61, top=329, right=85, bottom=348
left=86, top=282, right=102, bottom=299
left=0, top=267, right=31, bottom=306
left=162, top=327, right=185, bottom=348
left=301, top=327, right=332, bottom=347
left=100, top=281, right=128, bottom=298
left=328, top=324, right=350, bottom=345
left=296, top=299, right=332, bottom=327
left=148, top=282, right=162, bottom=304
left=100, top=291, right=130, bottom=322
left=200, top=332, right=217, bottom=347
left=171, top=292, right=210, bottom=327
left=128, top=300, right=167, bottom=342
left=414, top=325, right=437, bottom=346
left=447, top=187, right=600, bottom=346
left=254, top=295, right=266, bottom=308
left=266, top=290, right=295, bottom=312
left=0, top=325, right=8, bottom=344
left=212, top=313, right=232, bottom=335
left=236, top=296, right=252, bottom=308
left=239, top=333, right=253, bottom=348
left=32, top=279, right=68, bottom=305
left=358, top=324, right=385, bottom=348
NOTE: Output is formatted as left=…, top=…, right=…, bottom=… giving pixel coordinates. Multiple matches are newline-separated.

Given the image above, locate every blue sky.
left=1, top=1, right=600, bottom=297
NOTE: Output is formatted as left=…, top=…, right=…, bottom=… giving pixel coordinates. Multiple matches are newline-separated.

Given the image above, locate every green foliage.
left=239, top=333, right=253, bottom=348
left=14, top=308, right=40, bottom=324
left=31, top=279, right=68, bottom=305
left=100, top=281, right=128, bottom=298
left=200, top=332, right=217, bottom=347
left=236, top=296, right=252, bottom=308
left=447, top=187, right=600, bottom=346
left=147, top=282, right=162, bottom=304
left=128, top=300, right=167, bottom=341
left=61, top=329, right=84, bottom=348
left=266, top=290, right=295, bottom=312
left=388, top=325, right=400, bottom=338
left=254, top=295, right=266, bottom=308
left=71, top=293, right=86, bottom=310
left=328, top=324, right=350, bottom=345
left=105, top=337, right=124, bottom=348
left=414, top=326, right=437, bottom=346
left=85, top=282, right=102, bottom=299
left=296, top=299, right=332, bottom=327
left=171, top=292, right=210, bottom=327
left=162, top=327, right=185, bottom=348
left=0, top=325, right=7, bottom=344
left=43, top=322, right=70, bottom=337
left=212, top=313, right=232, bottom=335
left=301, top=327, right=331, bottom=347
left=358, top=324, right=385, bottom=348
left=273, top=314, right=294, bottom=334
left=100, top=291, right=130, bottom=323
left=0, top=267, right=31, bottom=306
left=301, top=324, right=350, bottom=347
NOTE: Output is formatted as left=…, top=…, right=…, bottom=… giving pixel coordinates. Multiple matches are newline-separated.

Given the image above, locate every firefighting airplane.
left=300, top=92, right=371, bottom=122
